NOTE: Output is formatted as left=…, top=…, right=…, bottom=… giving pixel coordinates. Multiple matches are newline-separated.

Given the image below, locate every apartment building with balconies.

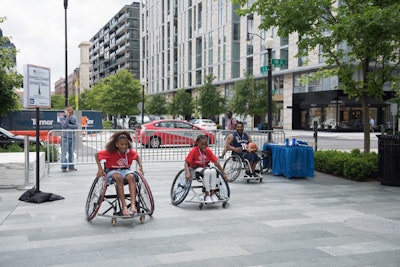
left=141, top=1, right=396, bottom=130
left=89, top=2, right=140, bottom=87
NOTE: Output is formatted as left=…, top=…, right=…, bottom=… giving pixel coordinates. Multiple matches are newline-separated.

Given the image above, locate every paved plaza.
left=1, top=159, right=400, bottom=266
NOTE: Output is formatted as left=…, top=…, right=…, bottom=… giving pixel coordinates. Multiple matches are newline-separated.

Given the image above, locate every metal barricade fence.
left=46, top=129, right=285, bottom=174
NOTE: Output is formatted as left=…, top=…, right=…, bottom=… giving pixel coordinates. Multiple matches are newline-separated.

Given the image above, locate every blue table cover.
left=263, top=143, right=314, bottom=178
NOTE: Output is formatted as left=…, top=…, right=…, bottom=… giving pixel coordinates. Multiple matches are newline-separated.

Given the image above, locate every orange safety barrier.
left=9, top=130, right=62, bottom=144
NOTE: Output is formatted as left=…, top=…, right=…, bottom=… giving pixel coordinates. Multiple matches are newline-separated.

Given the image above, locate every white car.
left=189, top=119, right=217, bottom=131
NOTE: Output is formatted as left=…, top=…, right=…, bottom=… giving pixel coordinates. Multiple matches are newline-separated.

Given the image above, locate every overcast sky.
left=1, top=0, right=134, bottom=90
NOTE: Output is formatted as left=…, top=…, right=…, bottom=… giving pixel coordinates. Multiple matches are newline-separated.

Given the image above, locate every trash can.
left=377, top=135, right=400, bottom=186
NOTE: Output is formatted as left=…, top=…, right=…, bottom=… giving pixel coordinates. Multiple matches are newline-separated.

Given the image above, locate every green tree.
left=77, top=89, right=91, bottom=111
left=230, top=72, right=275, bottom=120
left=51, top=94, right=65, bottom=110
left=102, top=69, right=141, bottom=116
left=197, top=74, right=226, bottom=118
left=86, top=82, right=105, bottom=111
left=146, top=94, right=167, bottom=115
left=0, top=17, right=22, bottom=117
left=167, top=89, right=194, bottom=118
left=232, top=0, right=400, bottom=153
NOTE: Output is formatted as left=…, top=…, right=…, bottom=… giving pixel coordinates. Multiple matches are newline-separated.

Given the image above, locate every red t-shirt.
left=185, top=147, right=217, bottom=168
left=97, top=149, right=138, bottom=169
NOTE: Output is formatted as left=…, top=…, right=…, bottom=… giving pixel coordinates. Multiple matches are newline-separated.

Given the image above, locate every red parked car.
left=133, top=119, right=216, bottom=148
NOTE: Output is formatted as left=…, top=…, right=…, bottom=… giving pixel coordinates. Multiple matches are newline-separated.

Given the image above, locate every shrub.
left=0, top=144, right=23, bottom=152
left=315, top=149, right=378, bottom=181
left=41, top=144, right=59, bottom=162
left=103, top=121, right=112, bottom=129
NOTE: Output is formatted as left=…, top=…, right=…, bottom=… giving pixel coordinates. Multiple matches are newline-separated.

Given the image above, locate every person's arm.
left=247, top=134, right=252, bottom=143
left=184, top=161, right=191, bottom=180
left=214, top=161, right=230, bottom=182
left=136, top=155, right=143, bottom=173
left=95, top=152, right=105, bottom=178
left=225, top=134, right=241, bottom=153
left=60, top=115, right=68, bottom=129
left=68, top=115, right=79, bottom=129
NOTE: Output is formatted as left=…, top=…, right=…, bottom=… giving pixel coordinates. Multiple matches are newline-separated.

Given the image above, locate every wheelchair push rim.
left=223, top=154, right=242, bottom=182
left=170, top=169, right=192, bottom=206
left=85, top=176, right=107, bottom=222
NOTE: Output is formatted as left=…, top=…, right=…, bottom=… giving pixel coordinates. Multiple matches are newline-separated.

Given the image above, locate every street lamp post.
left=64, top=0, right=68, bottom=107
left=140, top=80, right=146, bottom=124
left=265, top=38, right=274, bottom=142
left=247, top=34, right=274, bottom=141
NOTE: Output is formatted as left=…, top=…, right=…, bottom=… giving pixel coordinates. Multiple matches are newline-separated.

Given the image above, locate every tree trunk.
left=362, top=96, right=370, bottom=153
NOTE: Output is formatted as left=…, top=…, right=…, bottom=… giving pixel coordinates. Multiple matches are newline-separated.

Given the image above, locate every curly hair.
left=105, top=131, right=133, bottom=152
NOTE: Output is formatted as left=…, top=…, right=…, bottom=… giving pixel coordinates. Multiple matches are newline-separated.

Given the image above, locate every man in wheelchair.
left=225, top=121, right=260, bottom=177
left=95, top=131, right=143, bottom=217
left=184, top=135, right=229, bottom=203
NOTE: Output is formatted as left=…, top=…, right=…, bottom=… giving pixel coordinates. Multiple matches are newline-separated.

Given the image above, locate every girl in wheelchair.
left=184, top=135, right=229, bottom=203
left=95, top=131, right=143, bottom=217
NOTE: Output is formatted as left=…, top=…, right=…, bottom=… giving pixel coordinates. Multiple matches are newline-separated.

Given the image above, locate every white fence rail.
left=46, top=129, right=285, bottom=174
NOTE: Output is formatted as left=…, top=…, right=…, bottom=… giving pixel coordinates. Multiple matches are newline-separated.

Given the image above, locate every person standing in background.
left=220, top=111, right=237, bottom=159
left=226, top=111, right=237, bottom=131
left=60, top=106, right=78, bottom=172
left=369, top=116, right=375, bottom=132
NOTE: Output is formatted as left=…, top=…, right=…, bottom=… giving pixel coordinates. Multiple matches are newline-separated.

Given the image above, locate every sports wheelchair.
left=223, top=150, right=271, bottom=183
left=85, top=170, right=154, bottom=225
left=170, top=167, right=230, bottom=209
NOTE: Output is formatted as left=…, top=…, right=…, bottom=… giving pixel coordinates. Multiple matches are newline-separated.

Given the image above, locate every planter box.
left=0, top=152, right=45, bottom=188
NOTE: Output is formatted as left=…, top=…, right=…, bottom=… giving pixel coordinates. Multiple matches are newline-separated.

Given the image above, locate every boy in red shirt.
left=185, top=135, right=229, bottom=203
left=95, top=131, right=143, bottom=216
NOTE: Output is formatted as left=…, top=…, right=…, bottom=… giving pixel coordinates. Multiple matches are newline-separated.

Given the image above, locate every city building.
left=140, top=1, right=396, bottom=131
left=54, top=41, right=90, bottom=99
left=89, top=2, right=140, bottom=87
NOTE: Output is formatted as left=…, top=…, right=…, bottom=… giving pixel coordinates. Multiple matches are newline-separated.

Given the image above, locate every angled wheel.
left=136, top=172, right=155, bottom=216
left=170, top=169, right=192, bottom=205
left=215, top=177, right=230, bottom=202
left=223, top=155, right=242, bottom=182
left=85, top=176, right=107, bottom=222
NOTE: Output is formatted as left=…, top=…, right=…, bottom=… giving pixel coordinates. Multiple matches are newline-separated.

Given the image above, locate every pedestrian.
left=95, top=131, right=143, bottom=216
left=60, top=106, right=78, bottom=172
left=369, top=116, right=375, bottom=132
left=220, top=111, right=237, bottom=158
left=185, top=135, right=229, bottom=203
left=226, top=111, right=237, bottom=131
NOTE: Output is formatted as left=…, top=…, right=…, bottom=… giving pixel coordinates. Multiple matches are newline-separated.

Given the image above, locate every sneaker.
left=253, top=172, right=259, bottom=178
left=61, top=168, right=67, bottom=172
left=204, top=195, right=212, bottom=203
left=211, top=195, right=219, bottom=202
left=245, top=170, right=253, bottom=177
left=69, top=168, right=78, bottom=171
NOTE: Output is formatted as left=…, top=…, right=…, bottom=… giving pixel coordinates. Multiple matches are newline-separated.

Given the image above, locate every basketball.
left=246, top=142, right=258, bottom=153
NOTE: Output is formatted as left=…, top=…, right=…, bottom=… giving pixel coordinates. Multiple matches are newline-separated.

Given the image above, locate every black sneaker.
left=245, top=170, right=253, bottom=177
left=62, top=168, right=68, bottom=172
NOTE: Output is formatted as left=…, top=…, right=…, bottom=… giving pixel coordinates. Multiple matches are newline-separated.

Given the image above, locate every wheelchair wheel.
left=170, top=169, right=192, bottom=206
left=216, top=177, right=230, bottom=204
left=136, top=172, right=155, bottom=216
left=85, top=176, right=107, bottom=222
left=223, top=155, right=242, bottom=182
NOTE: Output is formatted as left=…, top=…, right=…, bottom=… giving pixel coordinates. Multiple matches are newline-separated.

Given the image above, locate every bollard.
left=313, top=121, right=318, bottom=151
left=18, top=136, right=31, bottom=190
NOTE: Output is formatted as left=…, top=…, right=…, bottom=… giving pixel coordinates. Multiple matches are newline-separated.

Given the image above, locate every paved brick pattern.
left=0, top=161, right=400, bottom=266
